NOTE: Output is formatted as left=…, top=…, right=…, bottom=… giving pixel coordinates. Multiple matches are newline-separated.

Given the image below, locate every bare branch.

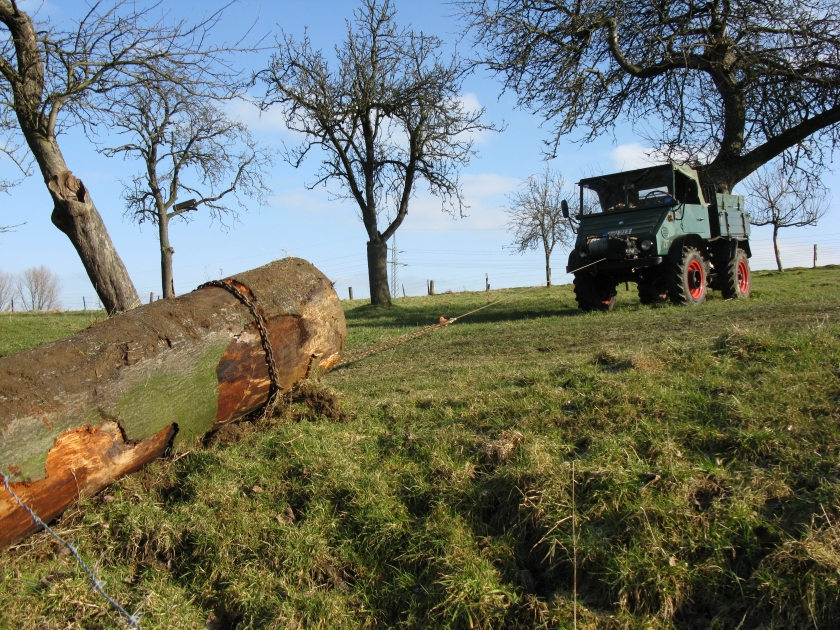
left=0, top=268, right=12, bottom=310
left=1, top=0, right=264, bottom=311
left=459, top=0, right=840, bottom=190
left=15, top=265, right=60, bottom=310
left=258, top=0, right=499, bottom=304
left=102, top=79, right=274, bottom=298
left=505, top=168, right=576, bottom=286
left=745, top=156, right=830, bottom=271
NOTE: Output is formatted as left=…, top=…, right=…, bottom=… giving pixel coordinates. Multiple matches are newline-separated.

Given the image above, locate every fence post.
left=402, top=284, right=406, bottom=298
left=83, top=296, right=87, bottom=311
left=814, top=244, right=818, bottom=269
left=429, top=280, right=435, bottom=295
left=10, top=298, right=13, bottom=313
left=348, top=287, right=354, bottom=301
left=149, top=292, right=154, bottom=304
left=486, top=273, right=490, bottom=292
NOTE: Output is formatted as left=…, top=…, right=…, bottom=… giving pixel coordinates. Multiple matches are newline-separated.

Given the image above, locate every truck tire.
left=668, top=246, right=707, bottom=305
left=720, top=248, right=751, bottom=299
left=574, top=274, right=616, bottom=312
left=638, top=280, right=668, bottom=305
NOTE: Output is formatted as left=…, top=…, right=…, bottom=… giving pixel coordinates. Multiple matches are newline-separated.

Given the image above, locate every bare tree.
left=16, top=266, right=60, bottom=311
left=102, top=82, right=273, bottom=299
left=0, top=269, right=13, bottom=310
left=745, top=162, right=829, bottom=272
left=258, top=0, right=497, bottom=305
left=460, top=0, right=840, bottom=192
left=0, top=1, right=249, bottom=313
left=505, top=168, right=575, bottom=287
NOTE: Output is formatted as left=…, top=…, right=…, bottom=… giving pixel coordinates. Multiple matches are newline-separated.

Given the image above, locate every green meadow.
left=2, top=266, right=840, bottom=629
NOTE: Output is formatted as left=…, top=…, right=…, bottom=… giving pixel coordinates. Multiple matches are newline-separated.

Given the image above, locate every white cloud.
left=461, top=172, right=519, bottom=200
left=608, top=143, right=655, bottom=171
left=457, top=92, right=495, bottom=144
left=397, top=173, right=516, bottom=233
left=224, top=98, right=293, bottom=136
left=458, top=92, right=482, bottom=112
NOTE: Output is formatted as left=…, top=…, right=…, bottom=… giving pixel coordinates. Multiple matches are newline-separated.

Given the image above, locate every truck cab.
left=566, top=163, right=751, bottom=310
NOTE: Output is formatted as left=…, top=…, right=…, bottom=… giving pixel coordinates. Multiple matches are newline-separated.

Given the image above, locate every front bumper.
left=567, top=256, right=663, bottom=274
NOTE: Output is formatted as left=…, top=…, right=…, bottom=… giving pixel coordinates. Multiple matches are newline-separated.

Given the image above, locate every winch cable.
left=336, top=258, right=606, bottom=368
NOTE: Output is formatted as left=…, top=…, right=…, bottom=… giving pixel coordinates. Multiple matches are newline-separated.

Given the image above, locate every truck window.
left=581, top=168, right=674, bottom=213
left=674, top=172, right=703, bottom=204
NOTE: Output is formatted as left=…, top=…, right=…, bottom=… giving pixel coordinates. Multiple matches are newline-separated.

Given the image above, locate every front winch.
left=585, top=236, right=639, bottom=260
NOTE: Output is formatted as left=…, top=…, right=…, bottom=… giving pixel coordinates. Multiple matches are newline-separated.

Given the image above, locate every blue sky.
left=2, top=0, right=839, bottom=309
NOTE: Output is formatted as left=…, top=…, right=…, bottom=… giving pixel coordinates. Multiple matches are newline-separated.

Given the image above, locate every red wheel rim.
left=687, top=260, right=704, bottom=299
left=737, top=259, right=749, bottom=294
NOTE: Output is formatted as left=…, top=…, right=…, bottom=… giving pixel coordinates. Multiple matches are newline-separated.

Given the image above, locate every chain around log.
left=198, top=279, right=283, bottom=418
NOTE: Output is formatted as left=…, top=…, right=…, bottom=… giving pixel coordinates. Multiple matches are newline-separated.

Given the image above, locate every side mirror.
left=561, top=199, right=569, bottom=219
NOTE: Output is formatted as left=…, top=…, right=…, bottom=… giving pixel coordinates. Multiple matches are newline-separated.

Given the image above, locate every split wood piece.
left=0, top=258, right=346, bottom=550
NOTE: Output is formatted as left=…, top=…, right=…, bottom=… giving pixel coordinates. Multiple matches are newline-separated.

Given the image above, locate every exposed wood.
left=0, top=258, right=345, bottom=550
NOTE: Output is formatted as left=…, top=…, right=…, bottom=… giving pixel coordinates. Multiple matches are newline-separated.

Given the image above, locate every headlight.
left=640, top=239, right=654, bottom=251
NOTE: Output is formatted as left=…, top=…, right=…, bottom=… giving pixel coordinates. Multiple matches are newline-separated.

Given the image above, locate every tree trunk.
left=0, top=257, right=346, bottom=550
left=159, top=212, right=175, bottom=299
left=40, top=154, right=142, bottom=315
left=773, top=224, right=783, bottom=272
left=367, top=239, right=392, bottom=306
left=545, top=249, right=552, bottom=287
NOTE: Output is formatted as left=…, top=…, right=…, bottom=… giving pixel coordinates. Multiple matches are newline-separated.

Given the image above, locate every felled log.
left=0, top=258, right=345, bottom=550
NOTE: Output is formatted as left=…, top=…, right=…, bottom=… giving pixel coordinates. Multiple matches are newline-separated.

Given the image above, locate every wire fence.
left=4, top=228, right=839, bottom=309
left=1, top=471, right=141, bottom=628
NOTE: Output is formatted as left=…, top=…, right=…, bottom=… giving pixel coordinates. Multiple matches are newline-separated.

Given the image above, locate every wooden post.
left=429, top=280, right=435, bottom=295
left=486, top=273, right=490, bottom=292
left=149, top=292, right=154, bottom=304
left=83, top=296, right=87, bottom=311
left=0, top=258, right=346, bottom=550
left=348, top=287, right=353, bottom=300
left=402, top=284, right=406, bottom=298
left=10, top=299, right=13, bottom=313
left=814, top=244, right=818, bottom=268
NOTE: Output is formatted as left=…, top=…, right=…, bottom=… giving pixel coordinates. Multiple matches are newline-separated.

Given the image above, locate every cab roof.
left=578, top=162, right=699, bottom=187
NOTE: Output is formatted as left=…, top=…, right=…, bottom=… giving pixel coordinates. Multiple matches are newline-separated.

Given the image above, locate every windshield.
left=581, top=168, right=674, bottom=214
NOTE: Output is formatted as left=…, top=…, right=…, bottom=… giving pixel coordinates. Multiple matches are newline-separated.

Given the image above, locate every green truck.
left=564, top=163, right=752, bottom=311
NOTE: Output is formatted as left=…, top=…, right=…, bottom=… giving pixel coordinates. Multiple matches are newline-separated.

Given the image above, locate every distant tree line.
left=0, top=266, right=61, bottom=311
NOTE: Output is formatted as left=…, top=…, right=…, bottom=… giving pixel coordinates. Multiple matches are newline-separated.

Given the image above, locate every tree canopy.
left=460, top=0, right=840, bottom=191
left=103, top=81, right=273, bottom=298
left=259, top=0, right=496, bottom=305
left=505, top=168, right=575, bottom=287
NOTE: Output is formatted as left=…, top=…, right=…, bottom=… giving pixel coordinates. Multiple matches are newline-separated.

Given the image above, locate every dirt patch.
left=289, top=384, right=348, bottom=423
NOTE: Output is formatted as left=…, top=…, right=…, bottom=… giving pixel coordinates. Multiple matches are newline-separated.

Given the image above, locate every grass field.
left=2, top=266, right=840, bottom=629
left=0, top=310, right=107, bottom=358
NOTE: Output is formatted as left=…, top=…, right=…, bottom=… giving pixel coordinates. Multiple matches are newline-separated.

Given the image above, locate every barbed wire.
left=0, top=471, right=141, bottom=628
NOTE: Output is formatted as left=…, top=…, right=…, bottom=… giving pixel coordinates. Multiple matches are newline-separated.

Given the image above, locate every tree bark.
left=367, top=239, right=392, bottom=306
left=46, top=170, right=143, bottom=313
left=545, top=248, right=552, bottom=287
left=0, top=257, right=346, bottom=550
left=773, top=224, right=783, bottom=272
left=159, top=212, right=175, bottom=299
